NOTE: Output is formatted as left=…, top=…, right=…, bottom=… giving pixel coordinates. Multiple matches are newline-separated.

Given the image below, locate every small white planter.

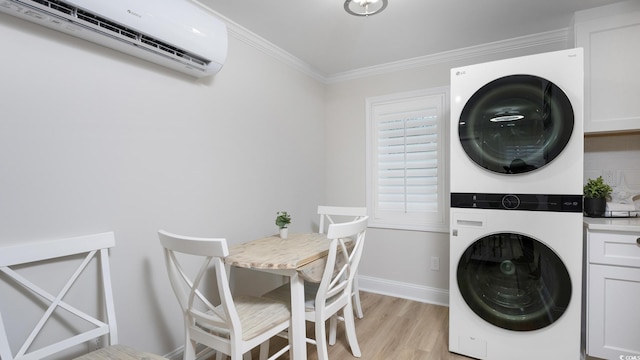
left=279, top=228, right=289, bottom=239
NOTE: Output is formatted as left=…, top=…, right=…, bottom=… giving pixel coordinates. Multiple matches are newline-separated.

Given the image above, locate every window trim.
left=365, top=87, right=449, bottom=233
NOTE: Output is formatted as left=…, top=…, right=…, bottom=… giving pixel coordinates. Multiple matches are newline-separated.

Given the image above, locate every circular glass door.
left=457, top=232, right=571, bottom=331
left=458, top=75, right=574, bottom=174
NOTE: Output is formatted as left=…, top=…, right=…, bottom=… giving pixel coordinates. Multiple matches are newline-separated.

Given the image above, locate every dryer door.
left=457, top=232, right=572, bottom=331
left=458, top=75, right=574, bottom=174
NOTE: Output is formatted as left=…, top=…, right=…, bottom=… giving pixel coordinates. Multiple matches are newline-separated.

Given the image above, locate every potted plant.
left=583, top=176, right=613, bottom=217
left=275, top=211, right=291, bottom=239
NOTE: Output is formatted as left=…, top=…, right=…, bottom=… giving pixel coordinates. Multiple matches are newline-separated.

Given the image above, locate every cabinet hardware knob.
left=637, top=237, right=640, bottom=245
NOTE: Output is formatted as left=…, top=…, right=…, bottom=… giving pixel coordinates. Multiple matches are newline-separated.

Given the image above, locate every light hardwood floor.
left=245, top=291, right=473, bottom=360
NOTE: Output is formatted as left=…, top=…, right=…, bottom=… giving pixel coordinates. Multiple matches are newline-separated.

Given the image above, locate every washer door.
left=459, top=75, right=574, bottom=174
left=457, top=232, right=572, bottom=331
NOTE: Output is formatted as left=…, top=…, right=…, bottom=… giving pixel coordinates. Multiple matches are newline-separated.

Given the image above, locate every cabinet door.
left=576, top=10, right=640, bottom=133
left=588, top=264, right=640, bottom=359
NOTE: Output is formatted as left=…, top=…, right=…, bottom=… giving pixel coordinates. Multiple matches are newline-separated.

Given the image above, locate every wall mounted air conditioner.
left=0, top=0, right=228, bottom=78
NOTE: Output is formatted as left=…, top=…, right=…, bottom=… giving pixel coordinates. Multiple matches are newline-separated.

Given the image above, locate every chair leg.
left=184, top=337, right=197, bottom=360
left=314, top=317, right=330, bottom=360
left=352, top=277, right=364, bottom=319
left=343, top=303, right=361, bottom=357
left=259, top=340, right=270, bottom=360
left=328, top=315, right=338, bottom=346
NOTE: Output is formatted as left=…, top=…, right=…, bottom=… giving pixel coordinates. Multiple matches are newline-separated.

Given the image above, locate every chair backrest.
left=316, top=217, right=368, bottom=309
left=157, top=230, right=241, bottom=348
left=0, top=232, right=118, bottom=360
left=317, top=206, right=367, bottom=234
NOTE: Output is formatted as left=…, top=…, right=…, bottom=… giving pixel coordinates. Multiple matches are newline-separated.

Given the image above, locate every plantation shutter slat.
left=376, top=112, right=439, bottom=214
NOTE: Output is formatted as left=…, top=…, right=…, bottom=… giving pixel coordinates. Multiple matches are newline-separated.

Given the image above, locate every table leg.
left=289, top=272, right=307, bottom=360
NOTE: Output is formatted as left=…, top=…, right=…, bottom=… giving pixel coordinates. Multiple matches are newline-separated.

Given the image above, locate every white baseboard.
left=357, top=275, right=450, bottom=307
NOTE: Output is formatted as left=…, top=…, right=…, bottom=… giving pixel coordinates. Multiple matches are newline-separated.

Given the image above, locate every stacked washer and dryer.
left=448, top=49, right=585, bottom=360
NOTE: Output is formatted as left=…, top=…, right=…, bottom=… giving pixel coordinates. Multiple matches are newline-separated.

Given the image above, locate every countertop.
left=583, top=216, right=640, bottom=232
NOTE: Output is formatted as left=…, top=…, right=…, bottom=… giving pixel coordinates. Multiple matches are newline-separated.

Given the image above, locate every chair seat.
left=72, top=344, right=169, bottom=360
left=199, top=295, right=291, bottom=341
left=263, top=284, right=318, bottom=311
left=264, top=283, right=346, bottom=313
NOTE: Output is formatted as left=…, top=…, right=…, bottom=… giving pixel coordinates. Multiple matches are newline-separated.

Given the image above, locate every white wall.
left=0, top=13, right=325, bottom=357
left=323, top=43, right=570, bottom=304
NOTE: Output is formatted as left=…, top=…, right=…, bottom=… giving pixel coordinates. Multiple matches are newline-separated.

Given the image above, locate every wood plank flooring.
left=245, top=291, right=473, bottom=360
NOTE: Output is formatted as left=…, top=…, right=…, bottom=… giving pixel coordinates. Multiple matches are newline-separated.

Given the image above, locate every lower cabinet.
left=586, top=229, right=640, bottom=359
left=588, top=264, right=640, bottom=359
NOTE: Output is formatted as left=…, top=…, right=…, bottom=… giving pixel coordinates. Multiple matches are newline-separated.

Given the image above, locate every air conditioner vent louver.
left=1, top=0, right=227, bottom=77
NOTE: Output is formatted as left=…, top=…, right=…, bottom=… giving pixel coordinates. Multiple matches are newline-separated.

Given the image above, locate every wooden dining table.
left=224, top=232, right=333, bottom=360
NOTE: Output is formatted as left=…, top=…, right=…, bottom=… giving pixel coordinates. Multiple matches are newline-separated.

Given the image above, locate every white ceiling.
left=197, top=0, right=618, bottom=77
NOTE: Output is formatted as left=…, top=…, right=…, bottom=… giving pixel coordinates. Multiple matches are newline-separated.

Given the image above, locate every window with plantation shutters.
left=366, top=88, right=449, bottom=232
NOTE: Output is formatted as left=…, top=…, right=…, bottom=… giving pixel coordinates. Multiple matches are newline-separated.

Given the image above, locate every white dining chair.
left=0, top=232, right=167, bottom=360
left=264, top=216, right=368, bottom=360
left=317, top=205, right=367, bottom=319
left=158, top=230, right=291, bottom=360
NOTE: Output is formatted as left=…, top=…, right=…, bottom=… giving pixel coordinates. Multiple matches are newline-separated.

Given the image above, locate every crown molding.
left=189, top=0, right=328, bottom=82
left=200, top=2, right=570, bottom=85
left=225, top=21, right=328, bottom=83
left=325, top=28, right=571, bottom=83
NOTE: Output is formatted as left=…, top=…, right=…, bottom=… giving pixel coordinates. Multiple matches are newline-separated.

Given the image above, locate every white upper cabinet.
left=574, top=1, right=640, bottom=133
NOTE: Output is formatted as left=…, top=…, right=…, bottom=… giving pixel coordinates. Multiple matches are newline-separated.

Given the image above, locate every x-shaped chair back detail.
left=316, top=217, right=368, bottom=314
left=316, top=205, right=367, bottom=319
left=158, top=231, right=241, bottom=352
left=0, top=233, right=117, bottom=360
left=314, top=216, right=368, bottom=360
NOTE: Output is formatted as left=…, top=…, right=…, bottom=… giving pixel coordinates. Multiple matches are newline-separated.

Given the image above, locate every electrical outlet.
left=93, top=337, right=101, bottom=351
left=603, top=169, right=617, bottom=186
left=430, top=256, right=440, bottom=271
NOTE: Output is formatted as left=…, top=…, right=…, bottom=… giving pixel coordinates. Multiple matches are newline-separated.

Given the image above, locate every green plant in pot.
left=583, top=176, right=613, bottom=217
left=275, top=211, right=291, bottom=239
